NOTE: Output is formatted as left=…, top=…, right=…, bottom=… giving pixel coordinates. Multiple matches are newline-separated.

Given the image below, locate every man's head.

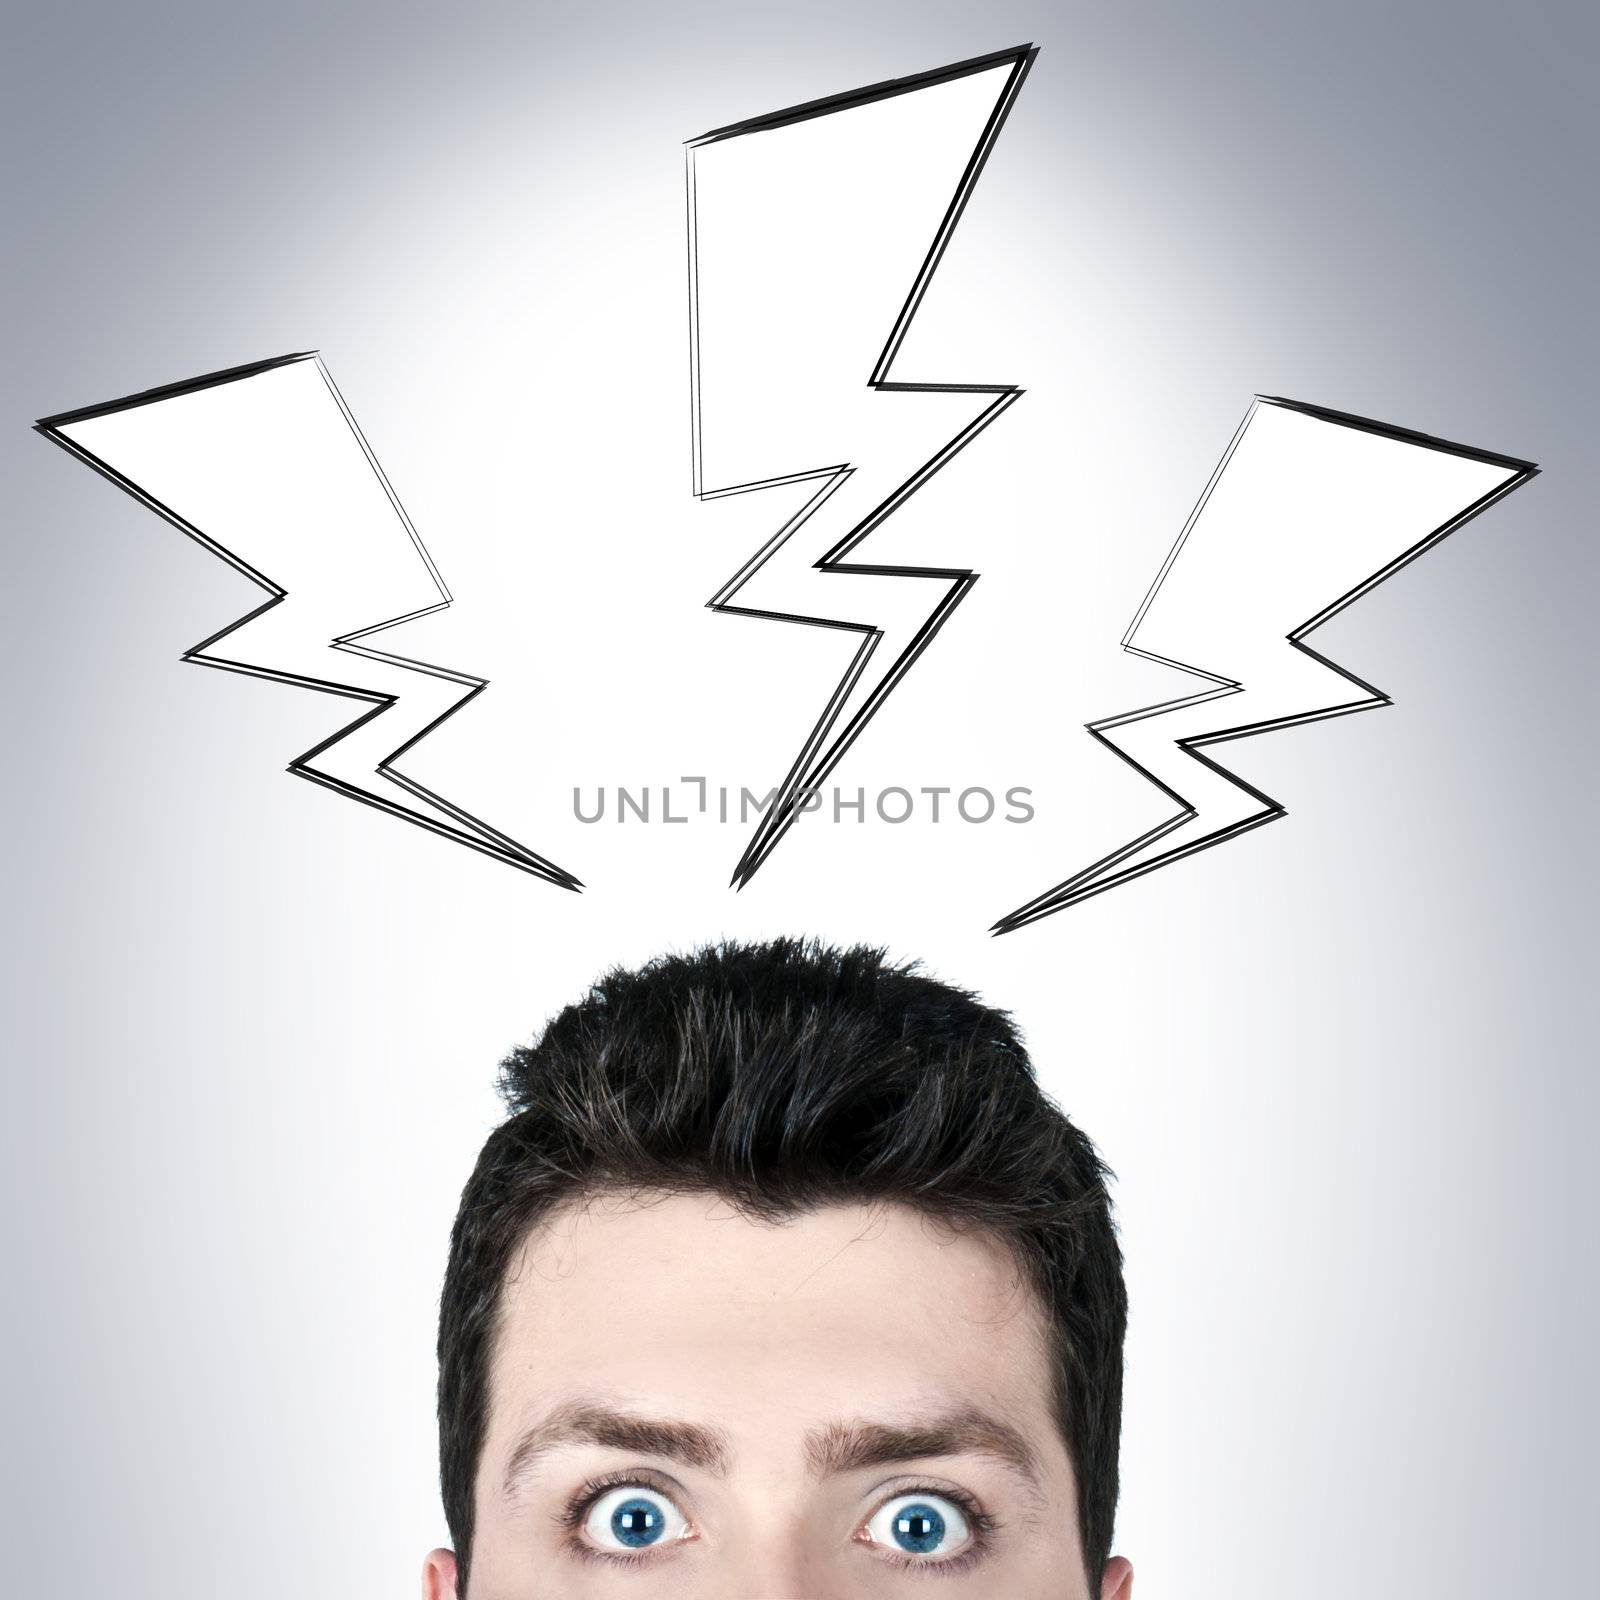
left=426, top=937, right=1131, bottom=1598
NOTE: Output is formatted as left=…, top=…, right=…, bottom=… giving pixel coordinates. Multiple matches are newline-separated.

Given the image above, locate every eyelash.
left=558, top=1471, right=1000, bottom=1575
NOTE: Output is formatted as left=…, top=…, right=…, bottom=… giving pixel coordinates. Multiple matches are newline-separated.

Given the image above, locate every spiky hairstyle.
left=437, top=936, right=1125, bottom=1587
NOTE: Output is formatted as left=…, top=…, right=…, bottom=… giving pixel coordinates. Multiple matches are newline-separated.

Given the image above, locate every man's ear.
left=422, top=1548, right=459, bottom=1600
left=1101, top=1554, right=1134, bottom=1599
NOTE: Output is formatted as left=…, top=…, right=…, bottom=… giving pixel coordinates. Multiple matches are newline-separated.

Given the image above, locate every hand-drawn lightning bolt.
left=688, top=44, right=1036, bottom=887
left=36, top=352, right=581, bottom=889
left=993, top=397, right=1536, bottom=932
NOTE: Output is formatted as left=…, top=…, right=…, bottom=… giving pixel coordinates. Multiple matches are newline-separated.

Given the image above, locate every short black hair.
left=437, top=936, right=1126, bottom=1588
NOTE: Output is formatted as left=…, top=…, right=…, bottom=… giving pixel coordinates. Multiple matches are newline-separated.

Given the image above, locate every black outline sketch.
left=36, top=353, right=582, bottom=890
left=687, top=43, right=1037, bottom=888
left=991, top=396, right=1537, bottom=933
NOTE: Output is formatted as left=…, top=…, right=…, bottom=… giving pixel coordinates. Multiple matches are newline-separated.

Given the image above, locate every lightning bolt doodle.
left=993, top=397, right=1536, bottom=933
left=36, top=352, right=581, bottom=889
left=688, top=44, right=1036, bottom=888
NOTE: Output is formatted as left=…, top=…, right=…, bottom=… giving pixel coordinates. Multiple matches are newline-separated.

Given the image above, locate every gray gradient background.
left=4, top=2, right=1596, bottom=1597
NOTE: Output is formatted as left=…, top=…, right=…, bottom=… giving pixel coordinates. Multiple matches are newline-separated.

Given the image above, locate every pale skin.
left=424, top=1191, right=1134, bottom=1599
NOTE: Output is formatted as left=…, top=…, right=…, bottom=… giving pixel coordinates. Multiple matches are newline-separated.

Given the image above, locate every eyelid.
left=559, top=1466, right=693, bottom=1531
left=862, top=1475, right=992, bottom=1523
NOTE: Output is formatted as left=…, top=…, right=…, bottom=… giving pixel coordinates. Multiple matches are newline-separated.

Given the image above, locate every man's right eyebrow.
left=501, top=1401, right=730, bottom=1496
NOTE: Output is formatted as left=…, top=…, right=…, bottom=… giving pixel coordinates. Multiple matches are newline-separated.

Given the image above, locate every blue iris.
left=611, top=1497, right=667, bottom=1548
left=892, top=1502, right=947, bottom=1554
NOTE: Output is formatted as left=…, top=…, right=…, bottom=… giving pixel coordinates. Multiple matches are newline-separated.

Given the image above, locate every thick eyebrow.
left=502, top=1401, right=730, bottom=1497
left=805, top=1409, right=1043, bottom=1493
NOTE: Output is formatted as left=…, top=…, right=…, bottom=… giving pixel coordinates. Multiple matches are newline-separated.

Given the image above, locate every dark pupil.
left=893, top=1502, right=947, bottom=1554
left=612, top=1498, right=665, bottom=1548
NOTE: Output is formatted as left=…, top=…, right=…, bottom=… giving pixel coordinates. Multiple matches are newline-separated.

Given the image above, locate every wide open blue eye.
left=864, top=1492, right=972, bottom=1558
left=582, top=1485, right=690, bottom=1552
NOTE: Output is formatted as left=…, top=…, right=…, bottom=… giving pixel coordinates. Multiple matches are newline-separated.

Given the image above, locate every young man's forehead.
left=483, top=1194, right=1064, bottom=1459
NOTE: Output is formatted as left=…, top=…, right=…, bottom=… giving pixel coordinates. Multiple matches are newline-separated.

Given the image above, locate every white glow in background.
left=5, top=3, right=1594, bottom=1598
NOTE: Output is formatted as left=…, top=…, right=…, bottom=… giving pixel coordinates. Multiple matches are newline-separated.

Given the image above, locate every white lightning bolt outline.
left=36, top=352, right=582, bottom=890
left=688, top=44, right=1036, bottom=888
left=993, top=396, right=1537, bottom=933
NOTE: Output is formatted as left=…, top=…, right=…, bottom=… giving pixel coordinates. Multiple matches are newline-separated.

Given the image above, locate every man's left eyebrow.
left=804, top=1408, right=1043, bottom=1491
